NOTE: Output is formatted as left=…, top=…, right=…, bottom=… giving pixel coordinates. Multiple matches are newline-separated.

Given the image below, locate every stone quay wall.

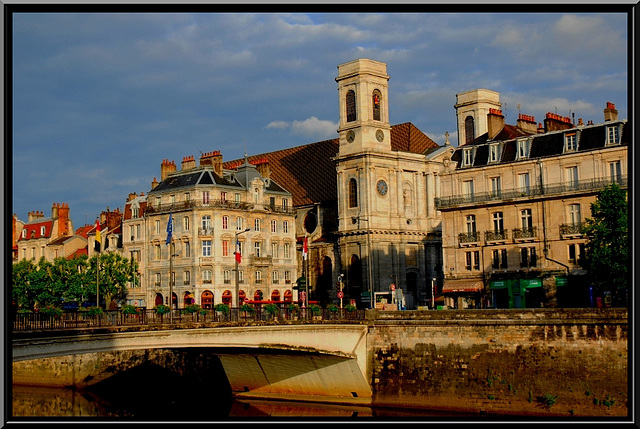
left=366, top=308, right=628, bottom=417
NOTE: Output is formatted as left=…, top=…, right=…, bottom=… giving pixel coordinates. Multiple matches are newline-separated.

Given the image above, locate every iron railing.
left=512, top=226, right=537, bottom=240
left=146, top=200, right=295, bottom=215
left=560, top=223, right=583, bottom=236
left=436, top=176, right=627, bottom=209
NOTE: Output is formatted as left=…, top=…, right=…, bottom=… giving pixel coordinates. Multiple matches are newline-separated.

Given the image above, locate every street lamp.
left=235, top=228, right=250, bottom=309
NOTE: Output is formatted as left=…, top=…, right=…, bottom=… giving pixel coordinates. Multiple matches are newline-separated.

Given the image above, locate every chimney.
left=128, top=192, right=138, bottom=202
left=151, top=177, right=159, bottom=190
left=181, top=155, right=196, bottom=171
left=517, top=113, right=537, bottom=133
left=487, top=108, right=505, bottom=139
left=537, top=123, right=545, bottom=134
left=27, top=211, right=34, bottom=222
left=57, top=203, right=70, bottom=237
left=212, top=151, right=223, bottom=177
left=577, top=118, right=584, bottom=126
left=543, top=112, right=573, bottom=132
left=252, top=157, right=271, bottom=179
left=604, top=102, right=618, bottom=122
left=160, top=159, right=177, bottom=181
left=51, top=202, right=59, bottom=219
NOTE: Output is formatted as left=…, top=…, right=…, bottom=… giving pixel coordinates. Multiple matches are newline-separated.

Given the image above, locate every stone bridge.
left=12, top=309, right=629, bottom=416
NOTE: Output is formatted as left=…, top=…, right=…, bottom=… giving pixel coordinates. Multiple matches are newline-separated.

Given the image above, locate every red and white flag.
left=235, top=239, right=242, bottom=264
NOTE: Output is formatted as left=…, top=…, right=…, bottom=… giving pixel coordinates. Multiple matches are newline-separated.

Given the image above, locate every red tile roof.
left=18, top=220, right=53, bottom=241
left=67, top=247, right=88, bottom=260
left=75, top=224, right=94, bottom=239
left=224, top=122, right=437, bottom=207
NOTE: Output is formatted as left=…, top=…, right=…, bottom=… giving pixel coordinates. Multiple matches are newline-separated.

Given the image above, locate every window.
left=349, top=178, right=358, bottom=208
left=155, top=220, right=160, bottom=234
left=520, top=247, right=536, bottom=267
left=492, top=250, right=500, bottom=269
left=136, top=224, right=140, bottom=238
left=490, top=177, right=501, bottom=198
left=283, top=243, right=291, bottom=259
left=465, top=251, right=480, bottom=271
left=202, top=191, right=210, bottom=205
left=606, top=125, right=620, bottom=145
left=185, top=241, right=190, bottom=258
left=132, top=207, right=139, bottom=218
left=521, top=209, right=533, bottom=230
left=254, top=241, right=261, bottom=257
left=40, top=226, right=46, bottom=235
left=156, top=197, right=161, bottom=208
left=238, top=270, right=244, bottom=284
left=222, top=216, right=228, bottom=230
left=609, top=160, right=622, bottom=183
left=155, top=273, right=161, bottom=286
left=183, top=216, right=189, bottom=231
left=255, top=219, right=261, bottom=231
left=236, top=241, right=243, bottom=257
left=492, top=212, right=504, bottom=233
left=130, top=225, right=135, bottom=240
left=255, top=271, right=262, bottom=284
left=489, top=143, right=500, bottom=163
left=282, top=198, right=288, bottom=211
left=222, top=240, right=229, bottom=257
left=473, top=251, right=480, bottom=270
left=464, top=116, right=475, bottom=145
left=462, top=179, right=474, bottom=199
left=518, top=173, right=530, bottom=195
left=462, top=148, right=474, bottom=167
left=272, top=271, right=279, bottom=284
left=284, top=271, right=291, bottom=284
left=565, top=166, right=579, bottom=189
left=184, top=271, right=190, bottom=286
left=568, top=243, right=585, bottom=264
left=203, top=270, right=212, bottom=284
left=346, top=90, right=356, bottom=122
left=154, top=245, right=161, bottom=260
left=220, top=191, right=227, bottom=202
left=270, top=197, right=276, bottom=209
left=201, top=215, right=211, bottom=233
left=170, top=194, right=175, bottom=205
left=501, top=249, right=508, bottom=268
left=235, top=193, right=241, bottom=203
left=184, top=192, right=190, bottom=202
left=372, top=89, right=382, bottom=121
left=21, top=230, right=26, bottom=238
left=254, top=188, right=259, bottom=204
left=283, top=221, right=289, bottom=234
left=568, top=204, right=581, bottom=225
left=223, top=270, right=231, bottom=284
left=517, top=139, right=530, bottom=159
left=236, top=217, right=243, bottom=231
left=465, top=214, right=476, bottom=235
left=564, top=133, right=577, bottom=151
left=202, top=240, right=212, bottom=257
left=271, top=220, right=277, bottom=233
left=271, top=242, right=279, bottom=258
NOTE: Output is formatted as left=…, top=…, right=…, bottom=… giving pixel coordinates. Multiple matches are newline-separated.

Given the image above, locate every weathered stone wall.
left=366, top=308, right=628, bottom=417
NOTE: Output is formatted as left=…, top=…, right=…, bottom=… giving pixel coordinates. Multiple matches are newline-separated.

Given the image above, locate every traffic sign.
left=337, top=291, right=344, bottom=299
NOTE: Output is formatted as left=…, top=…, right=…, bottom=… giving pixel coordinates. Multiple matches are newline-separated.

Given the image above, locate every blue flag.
left=166, top=212, right=173, bottom=245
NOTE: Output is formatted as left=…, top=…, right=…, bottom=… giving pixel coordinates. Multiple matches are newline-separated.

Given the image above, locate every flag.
left=166, top=212, right=173, bottom=245
left=94, top=219, right=101, bottom=253
left=303, top=234, right=308, bottom=260
left=235, top=239, right=242, bottom=264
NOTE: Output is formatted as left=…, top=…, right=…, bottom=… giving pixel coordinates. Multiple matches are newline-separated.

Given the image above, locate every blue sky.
left=10, top=10, right=629, bottom=230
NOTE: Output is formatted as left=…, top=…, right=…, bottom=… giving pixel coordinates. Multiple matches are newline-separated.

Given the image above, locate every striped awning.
left=442, top=279, right=484, bottom=293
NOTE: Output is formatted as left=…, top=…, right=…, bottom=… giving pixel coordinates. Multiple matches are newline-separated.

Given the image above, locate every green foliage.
left=602, top=394, right=615, bottom=408
left=155, top=304, right=171, bottom=315
left=121, top=304, right=139, bottom=315
left=581, top=184, right=628, bottom=304
left=328, top=304, right=339, bottom=312
left=85, top=306, right=103, bottom=317
left=528, top=390, right=533, bottom=403
left=264, top=303, right=279, bottom=315
left=184, top=303, right=204, bottom=314
left=287, top=303, right=300, bottom=314
left=39, top=305, right=62, bottom=318
left=537, top=393, right=558, bottom=408
left=309, top=304, right=321, bottom=315
left=214, top=303, right=230, bottom=314
left=241, top=304, right=255, bottom=313
left=345, top=304, right=357, bottom=312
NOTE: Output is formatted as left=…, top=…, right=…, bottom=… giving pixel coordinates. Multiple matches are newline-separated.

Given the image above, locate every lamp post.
left=235, top=228, right=250, bottom=310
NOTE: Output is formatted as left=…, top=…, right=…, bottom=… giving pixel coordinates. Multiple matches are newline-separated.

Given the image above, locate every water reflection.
left=13, top=385, right=474, bottom=419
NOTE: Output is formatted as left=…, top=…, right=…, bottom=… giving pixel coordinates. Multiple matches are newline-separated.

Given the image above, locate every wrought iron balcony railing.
left=560, top=223, right=583, bottom=236
left=435, top=176, right=627, bottom=209
left=485, top=229, right=509, bottom=242
left=146, top=199, right=296, bottom=215
left=458, top=231, right=480, bottom=244
left=512, top=226, right=537, bottom=240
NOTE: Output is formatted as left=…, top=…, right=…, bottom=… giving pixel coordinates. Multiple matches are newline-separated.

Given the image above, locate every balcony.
left=251, top=256, right=272, bottom=266
left=512, top=226, right=537, bottom=241
left=198, top=227, right=214, bottom=236
left=485, top=229, right=509, bottom=244
left=435, top=175, right=627, bottom=209
left=458, top=231, right=480, bottom=247
left=560, top=223, right=583, bottom=238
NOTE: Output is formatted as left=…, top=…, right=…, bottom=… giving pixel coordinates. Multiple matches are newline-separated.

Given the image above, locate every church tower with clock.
left=334, top=59, right=448, bottom=309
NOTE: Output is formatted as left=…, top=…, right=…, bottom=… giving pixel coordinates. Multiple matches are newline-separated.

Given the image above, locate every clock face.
left=376, top=129, right=384, bottom=142
left=377, top=180, right=388, bottom=196
left=346, top=130, right=355, bottom=143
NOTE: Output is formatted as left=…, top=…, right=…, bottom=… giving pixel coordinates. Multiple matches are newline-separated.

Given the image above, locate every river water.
left=12, top=385, right=479, bottom=420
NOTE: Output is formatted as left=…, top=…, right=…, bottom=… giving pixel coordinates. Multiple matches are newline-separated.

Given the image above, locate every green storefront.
left=490, top=278, right=543, bottom=308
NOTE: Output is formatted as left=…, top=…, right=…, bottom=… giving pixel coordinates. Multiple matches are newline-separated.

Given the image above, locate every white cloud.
left=290, top=116, right=338, bottom=138
left=265, top=121, right=290, bottom=130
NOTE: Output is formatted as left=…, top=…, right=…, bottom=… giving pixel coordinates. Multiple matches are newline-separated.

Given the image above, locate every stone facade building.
left=437, top=91, right=628, bottom=309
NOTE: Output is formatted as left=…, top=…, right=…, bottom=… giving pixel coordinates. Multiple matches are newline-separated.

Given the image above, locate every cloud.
left=265, top=117, right=338, bottom=139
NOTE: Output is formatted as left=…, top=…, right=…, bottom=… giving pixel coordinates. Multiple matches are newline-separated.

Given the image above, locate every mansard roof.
left=18, top=219, right=53, bottom=241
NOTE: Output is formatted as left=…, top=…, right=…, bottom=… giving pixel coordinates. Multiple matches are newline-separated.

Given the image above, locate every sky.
left=9, top=9, right=630, bottom=231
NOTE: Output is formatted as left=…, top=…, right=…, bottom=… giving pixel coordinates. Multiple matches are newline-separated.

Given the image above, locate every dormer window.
left=40, top=226, right=45, bottom=235
left=462, top=148, right=475, bottom=167
left=606, top=125, right=620, bottom=145
left=22, top=230, right=26, bottom=238
left=517, top=139, right=530, bottom=159
left=489, top=143, right=500, bottom=163
left=564, top=133, right=577, bottom=152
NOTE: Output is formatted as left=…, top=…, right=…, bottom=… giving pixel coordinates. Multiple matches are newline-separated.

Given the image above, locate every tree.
left=580, top=184, right=629, bottom=306
left=85, top=252, right=135, bottom=306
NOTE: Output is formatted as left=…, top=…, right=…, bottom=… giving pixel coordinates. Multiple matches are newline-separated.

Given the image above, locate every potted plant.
left=309, top=304, right=321, bottom=320
left=155, top=304, right=170, bottom=322
left=264, top=303, right=279, bottom=320
left=121, top=304, right=138, bottom=315
left=345, top=304, right=357, bottom=319
left=287, top=303, right=300, bottom=320
left=86, top=306, right=104, bottom=317
left=240, top=303, right=255, bottom=319
left=215, top=303, right=230, bottom=314
left=328, top=304, right=339, bottom=319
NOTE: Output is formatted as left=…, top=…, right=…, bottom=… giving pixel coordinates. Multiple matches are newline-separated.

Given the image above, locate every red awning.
left=442, top=279, right=484, bottom=293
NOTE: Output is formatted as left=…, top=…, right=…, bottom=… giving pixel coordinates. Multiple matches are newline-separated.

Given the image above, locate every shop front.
left=490, top=278, right=543, bottom=308
left=442, top=278, right=484, bottom=309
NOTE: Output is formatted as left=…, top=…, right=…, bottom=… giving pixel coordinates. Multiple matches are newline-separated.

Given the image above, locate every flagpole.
left=169, top=238, right=173, bottom=324
left=304, top=234, right=309, bottom=310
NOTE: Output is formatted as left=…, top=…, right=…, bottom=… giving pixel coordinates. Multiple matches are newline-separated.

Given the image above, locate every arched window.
left=254, top=290, right=263, bottom=301
left=372, top=89, right=382, bottom=121
left=349, top=178, right=358, bottom=208
left=201, top=290, right=213, bottom=309
left=222, top=290, right=232, bottom=305
left=271, top=290, right=281, bottom=302
left=346, top=90, right=356, bottom=122
left=465, top=116, right=475, bottom=145
left=284, top=289, right=293, bottom=302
